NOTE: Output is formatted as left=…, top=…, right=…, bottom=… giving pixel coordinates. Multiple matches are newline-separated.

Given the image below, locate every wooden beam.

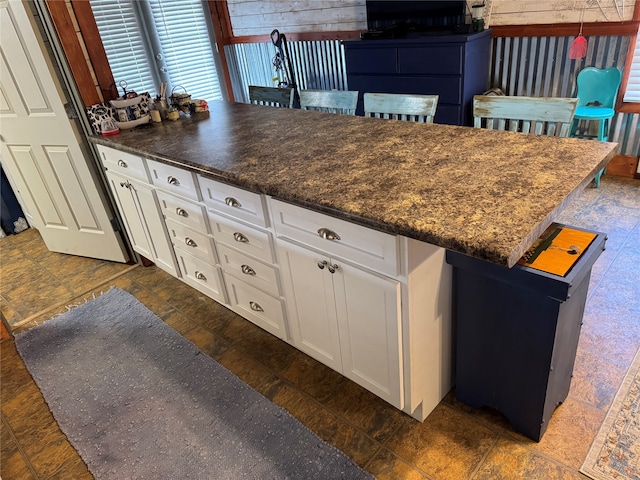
left=70, top=0, right=116, bottom=102
left=45, top=0, right=101, bottom=106
left=490, top=21, right=639, bottom=38
left=207, top=1, right=235, bottom=101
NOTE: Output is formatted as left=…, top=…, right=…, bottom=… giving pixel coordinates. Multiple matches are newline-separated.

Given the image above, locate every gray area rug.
left=15, top=287, right=374, bottom=480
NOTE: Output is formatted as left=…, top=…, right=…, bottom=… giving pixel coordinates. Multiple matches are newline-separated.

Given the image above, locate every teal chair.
left=363, top=93, right=439, bottom=123
left=300, top=89, right=358, bottom=115
left=570, top=67, right=622, bottom=187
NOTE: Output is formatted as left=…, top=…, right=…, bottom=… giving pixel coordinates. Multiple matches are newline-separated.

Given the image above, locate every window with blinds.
left=90, top=0, right=223, bottom=102
left=624, top=31, right=640, bottom=102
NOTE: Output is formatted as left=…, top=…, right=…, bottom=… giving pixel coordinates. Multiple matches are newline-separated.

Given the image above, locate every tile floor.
left=1, top=175, right=639, bottom=480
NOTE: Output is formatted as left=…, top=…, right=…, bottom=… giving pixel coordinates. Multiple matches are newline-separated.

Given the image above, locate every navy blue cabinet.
left=342, top=30, right=492, bottom=125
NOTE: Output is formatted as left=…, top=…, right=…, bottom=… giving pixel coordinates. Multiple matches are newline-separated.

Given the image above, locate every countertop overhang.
left=91, top=100, right=618, bottom=268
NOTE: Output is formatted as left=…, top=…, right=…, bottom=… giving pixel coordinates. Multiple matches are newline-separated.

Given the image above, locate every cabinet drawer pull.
left=167, top=176, right=180, bottom=185
left=241, top=264, right=256, bottom=276
left=233, top=232, right=249, bottom=243
left=117, top=159, right=127, bottom=167
left=176, top=207, right=188, bottom=217
left=195, top=271, right=206, bottom=281
left=225, top=196, right=241, bottom=208
left=317, top=260, right=327, bottom=270
left=328, top=263, right=339, bottom=274
left=185, top=237, right=197, bottom=247
left=317, top=228, right=340, bottom=241
left=249, top=301, right=264, bottom=312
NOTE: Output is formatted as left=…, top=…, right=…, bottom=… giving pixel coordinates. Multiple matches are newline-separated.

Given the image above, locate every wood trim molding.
left=44, top=0, right=101, bottom=106
left=226, top=31, right=363, bottom=45
left=490, top=21, right=639, bottom=38
left=70, top=0, right=116, bottom=103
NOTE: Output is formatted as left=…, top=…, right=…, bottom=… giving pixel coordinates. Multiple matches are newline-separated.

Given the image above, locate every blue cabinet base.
left=446, top=226, right=606, bottom=441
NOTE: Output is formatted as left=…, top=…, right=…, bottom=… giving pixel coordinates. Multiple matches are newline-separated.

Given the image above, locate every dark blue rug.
left=16, top=287, right=374, bottom=480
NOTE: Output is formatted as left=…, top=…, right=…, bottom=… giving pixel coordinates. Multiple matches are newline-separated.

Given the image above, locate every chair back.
left=473, top=95, right=578, bottom=137
left=363, top=93, right=439, bottom=123
left=575, top=67, right=622, bottom=109
left=299, top=90, right=358, bottom=115
left=249, top=86, right=295, bottom=108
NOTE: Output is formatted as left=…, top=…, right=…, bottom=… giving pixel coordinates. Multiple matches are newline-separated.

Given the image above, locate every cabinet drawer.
left=147, top=158, right=199, bottom=201
left=208, top=211, right=275, bottom=264
left=165, top=218, right=216, bottom=262
left=174, top=247, right=226, bottom=304
left=198, top=175, right=268, bottom=227
left=344, top=47, right=396, bottom=74
left=225, top=274, right=286, bottom=339
left=156, top=190, right=208, bottom=232
left=217, top=243, right=280, bottom=297
left=97, top=145, right=148, bottom=182
left=398, top=46, right=463, bottom=75
left=270, top=199, right=399, bottom=277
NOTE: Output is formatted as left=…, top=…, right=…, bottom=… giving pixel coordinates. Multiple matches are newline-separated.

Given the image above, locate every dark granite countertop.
left=91, top=100, right=618, bottom=268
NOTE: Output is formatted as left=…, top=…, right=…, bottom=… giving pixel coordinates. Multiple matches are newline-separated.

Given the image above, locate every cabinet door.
left=333, top=262, right=403, bottom=409
left=105, top=171, right=178, bottom=277
left=106, top=171, right=153, bottom=259
left=136, top=185, right=179, bottom=277
left=278, top=240, right=342, bottom=372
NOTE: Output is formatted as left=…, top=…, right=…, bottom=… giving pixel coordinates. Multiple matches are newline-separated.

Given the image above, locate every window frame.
left=618, top=9, right=640, bottom=114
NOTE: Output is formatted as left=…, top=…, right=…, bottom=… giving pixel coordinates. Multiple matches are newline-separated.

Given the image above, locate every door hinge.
left=110, top=217, right=122, bottom=232
left=64, top=102, right=79, bottom=119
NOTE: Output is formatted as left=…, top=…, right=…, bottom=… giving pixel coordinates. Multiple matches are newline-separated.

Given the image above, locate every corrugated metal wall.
left=490, top=35, right=639, bottom=157
left=226, top=35, right=639, bottom=157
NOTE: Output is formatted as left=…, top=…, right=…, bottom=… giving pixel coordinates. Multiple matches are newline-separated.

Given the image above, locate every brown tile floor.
left=1, top=175, right=639, bottom=479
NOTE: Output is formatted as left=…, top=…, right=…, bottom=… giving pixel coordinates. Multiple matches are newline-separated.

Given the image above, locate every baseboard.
left=607, top=155, right=639, bottom=179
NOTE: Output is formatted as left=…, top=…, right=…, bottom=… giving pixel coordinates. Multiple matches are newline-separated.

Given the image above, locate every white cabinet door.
left=106, top=171, right=153, bottom=260
left=278, top=240, right=343, bottom=372
left=106, top=171, right=178, bottom=276
left=279, top=239, right=403, bottom=407
left=333, top=262, right=403, bottom=408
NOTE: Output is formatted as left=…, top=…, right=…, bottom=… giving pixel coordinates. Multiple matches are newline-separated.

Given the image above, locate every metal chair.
left=473, top=95, right=578, bottom=137
left=299, top=90, right=358, bottom=115
left=569, top=67, right=622, bottom=187
left=248, top=85, right=295, bottom=108
left=363, top=93, right=439, bottom=123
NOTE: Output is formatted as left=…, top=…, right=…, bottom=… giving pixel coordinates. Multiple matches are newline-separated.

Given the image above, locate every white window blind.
left=90, top=0, right=156, bottom=96
left=624, top=31, right=640, bottom=102
left=90, top=0, right=223, bottom=102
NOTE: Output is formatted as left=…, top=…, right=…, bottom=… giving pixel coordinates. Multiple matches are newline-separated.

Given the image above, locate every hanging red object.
left=569, top=34, right=588, bottom=60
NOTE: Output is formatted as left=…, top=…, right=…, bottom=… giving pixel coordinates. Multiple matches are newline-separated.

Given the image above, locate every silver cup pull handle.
left=167, top=176, right=179, bottom=185
left=249, top=301, right=264, bottom=312
left=117, top=159, right=127, bottom=167
left=241, top=264, right=256, bottom=276
left=176, top=207, right=188, bottom=217
left=225, top=197, right=241, bottom=208
left=185, top=237, right=197, bottom=247
left=195, top=271, right=206, bottom=280
left=233, top=232, right=249, bottom=243
left=317, top=228, right=340, bottom=241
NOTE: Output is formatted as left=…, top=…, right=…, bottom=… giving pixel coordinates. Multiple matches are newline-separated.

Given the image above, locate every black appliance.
left=363, top=0, right=469, bottom=38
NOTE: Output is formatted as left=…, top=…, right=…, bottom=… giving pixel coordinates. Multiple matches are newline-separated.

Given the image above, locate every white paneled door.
left=0, top=0, right=128, bottom=262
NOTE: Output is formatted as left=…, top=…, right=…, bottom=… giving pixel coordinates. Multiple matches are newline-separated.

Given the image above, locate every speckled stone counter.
left=91, top=101, right=618, bottom=267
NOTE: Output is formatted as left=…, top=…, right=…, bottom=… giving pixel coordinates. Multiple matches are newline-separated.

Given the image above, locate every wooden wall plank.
left=45, top=0, right=101, bottom=106
left=70, top=0, right=116, bottom=102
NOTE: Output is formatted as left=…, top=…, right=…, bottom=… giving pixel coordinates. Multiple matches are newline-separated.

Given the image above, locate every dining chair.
left=299, top=90, right=359, bottom=115
left=473, top=95, right=578, bottom=137
left=569, top=67, right=622, bottom=187
left=363, top=93, right=439, bottom=123
left=248, top=85, right=295, bottom=108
